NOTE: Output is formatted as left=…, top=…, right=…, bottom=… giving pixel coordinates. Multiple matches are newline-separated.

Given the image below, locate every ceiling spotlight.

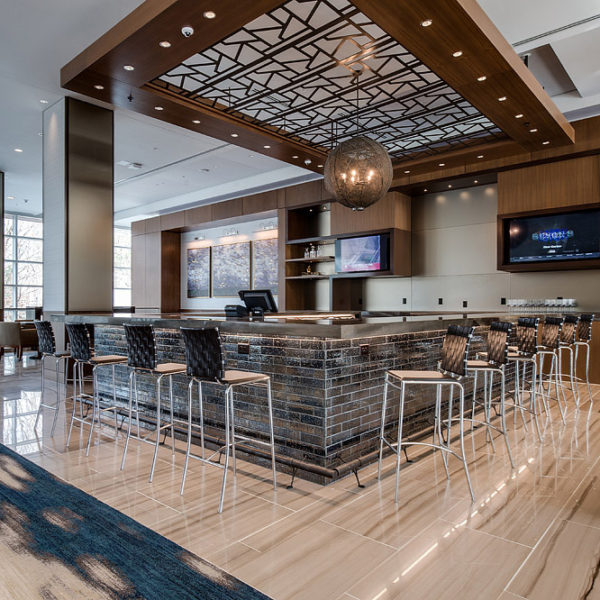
left=529, top=128, right=538, bottom=133
left=542, top=140, right=550, bottom=145
left=421, top=19, right=433, bottom=27
left=515, top=113, right=524, bottom=119
left=304, top=158, right=312, bottom=165
left=203, top=10, right=216, bottom=19
left=424, top=189, right=428, bottom=192
left=123, top=65, right=135, bottom=71
left=438, top=163, right=445, bottom=167
left=231, top=133, right=239, bottom=138
left=448, top=185, right=452, bottom=188
left=7, top=196, right=14, bottom=200
left=498, top=96, right=507, bottom=102
left=292, top=155, right=299, bottom=159
left=474, top=180, right=479, bottom=184
left=154, top=106, right=164, bottom=111
left=14, top=148, right=23, bottom=153
left=40, top=99, right=48, bottom=104
left=477, top=75, right=487, bottom=82
left=477, top=155, right=484, bottom=159
left=452, top=51, right=463, bottom=58
left=404, top=170, right=410, bottom=174
left=318, top=164, right=323, bottom=168
left=192, top=119, right=200, bottom=124
left=181, top=26, right=194, bottom=37
left=263, top=145, right=271, bottom=149
left=159, top=40, right=171, bottom=48
left=94, top=84, right=104, bottom=90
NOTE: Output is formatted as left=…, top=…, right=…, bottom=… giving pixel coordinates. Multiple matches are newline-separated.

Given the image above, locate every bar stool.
left=558, top=315, right=580, bottom=407
left=574, top=314, right=595, bottom=408
left=378, top=324, right=475, bottom=503
left=467, top=321, right=515, bottom=469
left=179, top=327, right=277, bottom=514
left=33, top=321, right=70, bottom=436
left=65, top=323, right=127, bottom=455
left=506, top=317, right=543, bottom=441
left=120, top=324, right=186, bottom=482
left=537, top=316, right=567, bottom=423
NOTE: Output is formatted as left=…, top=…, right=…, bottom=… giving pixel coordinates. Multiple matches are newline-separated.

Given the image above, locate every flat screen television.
left=335, top=233, right=390, bottom=273
left=504, top=208, right=600, bottom=264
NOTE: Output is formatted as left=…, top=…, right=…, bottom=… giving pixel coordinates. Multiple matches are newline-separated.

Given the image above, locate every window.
left=3, top=215, right=43, bottom=321
left=114, top=227, right=131, bottom=307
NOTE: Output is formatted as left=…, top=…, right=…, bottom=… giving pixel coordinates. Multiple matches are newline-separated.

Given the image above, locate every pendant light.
left=324, top=71, right=393, bottom=211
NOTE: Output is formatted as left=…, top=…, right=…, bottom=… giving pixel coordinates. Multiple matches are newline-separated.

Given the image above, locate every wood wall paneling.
left=184, top=205, right=212, bottom=228
left=145, top=216, right=161, bottom=233
left=211, top=197, right=243, bottom=221
left=497, top=156, right=600, bottom=215
left=242, top=190, right=278, bottom=215
left=285, top=180, right=323, bottom=207
left=144, top=232, right=161, bottom=309
left=160, top=231, right=181, bottom=312
left=131, top=219, right=145, bottom=236
left=160, top=211, right=185, bottom=231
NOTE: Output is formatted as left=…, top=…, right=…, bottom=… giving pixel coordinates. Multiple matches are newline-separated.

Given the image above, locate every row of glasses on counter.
left=507, top=298, right=578, bottom=312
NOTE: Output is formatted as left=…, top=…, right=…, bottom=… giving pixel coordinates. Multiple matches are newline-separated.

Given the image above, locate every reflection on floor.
left=2, top=353, right=600, bottom=600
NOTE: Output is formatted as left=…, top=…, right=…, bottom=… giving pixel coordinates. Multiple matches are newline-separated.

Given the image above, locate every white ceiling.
left=1, top=0, right=599, bottom=221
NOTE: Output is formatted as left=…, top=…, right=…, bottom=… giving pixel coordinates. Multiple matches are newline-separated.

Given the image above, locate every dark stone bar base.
left=93, top=324, right=496, bottom=483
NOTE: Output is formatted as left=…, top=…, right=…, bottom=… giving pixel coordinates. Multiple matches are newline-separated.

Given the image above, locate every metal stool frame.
left=378, top=324, right=476, bottom=503
left=558, top=315, right=580, bottom=407
left=179, top=327, right=276, bottom=514
left=120, top=323, right=186, bottom=482
left=33, top=321, right=70, bottom=436
left=573, top=314, right=595, bottom=409
left=537, top=316, right=567, bottom=424
left=65, top=323, right=126, bottom=455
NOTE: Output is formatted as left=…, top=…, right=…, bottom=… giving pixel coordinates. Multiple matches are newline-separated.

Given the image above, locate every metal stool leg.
left=394, top=380, right=406, bottom=504
left=85, top=366, right=99, bottom=455
left=500, top=370, right=515, bottom=468
left=66, top=361, right=78, bottom=447
left=50, top=358, right=63, bottom=436
left=457, top=383, right=475, bottom=502
left=530, top=359, right=543, bottom=442
left=229, top=387, right=237, bottom=477
left=180, top=378, right=195, bottom=495
left=378, top=374, right=389, bottom=480
left=218, top=386, right=232, bottom=514
left=267, top=378, right=277, bottom=489
left=34, top=355, right=46, bottom=431
left=149, top=374, right=164, bottom=483
left=120, top=369, right=135, bottom=471
left=169, top=375, right=176, bottom=457
left=436, top=384, right=450, bottom=479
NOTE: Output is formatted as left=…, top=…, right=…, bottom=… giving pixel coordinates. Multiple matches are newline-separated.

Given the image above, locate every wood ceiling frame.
left=61, top=0, right=575, bottom=176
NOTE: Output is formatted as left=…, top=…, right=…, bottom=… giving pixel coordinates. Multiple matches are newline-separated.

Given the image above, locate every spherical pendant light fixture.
left=324, top=135, right=393, bottom=210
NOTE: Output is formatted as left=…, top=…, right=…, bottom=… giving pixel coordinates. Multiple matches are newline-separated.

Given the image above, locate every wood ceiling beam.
left=351, top=0, right=575, bottom=152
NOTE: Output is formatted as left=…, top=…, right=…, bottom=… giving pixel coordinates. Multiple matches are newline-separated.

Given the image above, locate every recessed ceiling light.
left=474, top=180, right=479, bottom=184
left=477, top=75, right=487, bottom=82
left=542, top=140, right=550, bottom=145
left=192, top=119, right=200, bottom=124
left=530, top=128, right=538, bottom=133
left=438, top=163, right=445, bottom=167
left=231, top=133, right=239, bottom=137
left=203, top=10, right=216, bottom=19
left=515, top=113, right=524, bottom=119
left=452, top=51, right=463, bottom=58
left=448, top=184, right=452, bottom=188
left=263, top=145, right=271, bottom=149
left=7, top=196, right=14, bottom=200
left=123, top=65, right=135, bottom=71
left=40, top=99, right=48, bottom=104
left=424, top=189, right=428, bottom=192
left=292, top=155, right=299, bottom=159
left=404, top=170, right=410, bottom=174
left=154, top=106, right=164, bottom=111
left=421, top=19, right=433, bottom=27
left=477, top=155, right=484, bottom=159
left=159, top=41, right=171, bottom=48
left=318, top=164, right=323, bottom=168
left=14, top=148, right=23, bottom=153
left=498, top=96, right=507, bottom=102
left=94, top=84, right=104, bottom=90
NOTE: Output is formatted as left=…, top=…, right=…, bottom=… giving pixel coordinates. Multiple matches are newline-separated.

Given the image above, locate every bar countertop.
left=52, top=310, right=535, bottom=338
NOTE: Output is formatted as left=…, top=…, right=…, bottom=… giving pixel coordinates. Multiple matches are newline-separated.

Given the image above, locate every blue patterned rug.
left=0, top=443, right=271, bottom=599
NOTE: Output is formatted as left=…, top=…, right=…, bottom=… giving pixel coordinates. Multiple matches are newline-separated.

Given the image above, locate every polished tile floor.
left=2, top=353, right=600, bottom=600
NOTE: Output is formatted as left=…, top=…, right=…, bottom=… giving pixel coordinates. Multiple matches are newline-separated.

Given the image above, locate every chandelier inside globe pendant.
left=324, top=72, right=393, bottom=211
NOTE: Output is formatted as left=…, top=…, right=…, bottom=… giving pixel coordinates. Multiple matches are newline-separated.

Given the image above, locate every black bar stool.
left=65, top=323, right=127, bottom=455
left=467, top=321, right=515, bottom=469
left=179, top=327, right=277, bottom=514
left=378, top=324, right=475, bottom=503
left=537, top=316, right=567, bottom=423
left=120, top=324, right=186, bottom=482
left=574, top=314, right=595, bottom=408
left=33, top=321, right=70, bottom=436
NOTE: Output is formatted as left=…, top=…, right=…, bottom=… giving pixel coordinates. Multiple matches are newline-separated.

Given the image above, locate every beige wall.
left=364, top=184, right=600, bottom=312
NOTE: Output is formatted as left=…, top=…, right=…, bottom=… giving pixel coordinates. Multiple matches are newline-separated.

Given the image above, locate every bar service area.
left=3, top=1, right=600, bottom=598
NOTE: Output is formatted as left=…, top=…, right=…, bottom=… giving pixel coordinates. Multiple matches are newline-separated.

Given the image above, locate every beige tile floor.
left=2, top=353, right=600, bottom=600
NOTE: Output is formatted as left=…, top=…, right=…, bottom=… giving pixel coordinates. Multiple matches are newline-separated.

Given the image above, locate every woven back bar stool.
left=179, top=327, right=276, bottom=514
left=574, top=314, right=595, bottom=408
left=506, top=317, right=543, bottom=441
left=33, top=321, right=70, bottom=436
left=378, top=324, right=475, bottom=503
left=65, top=323, right=127, bottom=455
left=467, top=321, right=515, bottom=469
left=120, top=324, right=186, bottom=482
left=537, top=316, right=567, bottom=423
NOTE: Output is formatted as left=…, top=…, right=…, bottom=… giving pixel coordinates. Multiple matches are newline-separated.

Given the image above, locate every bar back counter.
left=50, top=312, right=574, bottom=483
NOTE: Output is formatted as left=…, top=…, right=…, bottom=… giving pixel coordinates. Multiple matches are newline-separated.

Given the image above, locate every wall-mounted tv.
left=335, top=233, right=390, bottom=273
left=504, top=208, right=600, bottom=265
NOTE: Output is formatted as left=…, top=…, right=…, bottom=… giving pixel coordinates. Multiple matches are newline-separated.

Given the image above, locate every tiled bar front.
left=90, top=321, right=492, bottom=482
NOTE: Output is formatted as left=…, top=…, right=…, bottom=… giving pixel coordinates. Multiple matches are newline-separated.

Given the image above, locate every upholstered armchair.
left=0, top=321, right=39, bottom=359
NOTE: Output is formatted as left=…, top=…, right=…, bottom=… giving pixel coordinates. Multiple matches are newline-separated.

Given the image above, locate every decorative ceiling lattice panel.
left=153, top=0, right=504, bottom=159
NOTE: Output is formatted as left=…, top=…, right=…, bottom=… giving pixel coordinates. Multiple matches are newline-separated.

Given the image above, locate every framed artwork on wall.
left=252, top=238, right=278, bottom=294
left=212, top=242, right=251, bottom=297
left=187, top=247, right=211, bottom=298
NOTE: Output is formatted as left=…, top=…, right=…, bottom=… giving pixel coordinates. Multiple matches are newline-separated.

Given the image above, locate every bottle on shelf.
left=309, top=244, right=317, bottom=259
left=304, top=246, right=310, bottom=259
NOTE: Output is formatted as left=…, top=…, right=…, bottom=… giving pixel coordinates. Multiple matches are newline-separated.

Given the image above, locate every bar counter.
left=53, top=311, right=510, bottom=482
